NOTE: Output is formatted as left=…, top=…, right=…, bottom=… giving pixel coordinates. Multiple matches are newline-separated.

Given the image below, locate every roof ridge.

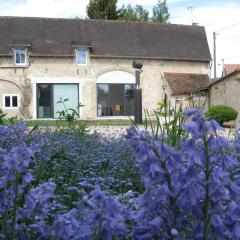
left=0, top=16, right=204, bottom=28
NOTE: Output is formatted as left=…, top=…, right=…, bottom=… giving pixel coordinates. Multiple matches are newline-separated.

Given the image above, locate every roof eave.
left=0, top=53, right=212, bottom=61
left=9, top=43, right=32, bottom=47
left=172, top=86, right=209, bottom=96
left=0, top=53, right=75, bottom=57
left=210, top=68, right=240, bottom=86
left=90, top=54, right=211, bottom=62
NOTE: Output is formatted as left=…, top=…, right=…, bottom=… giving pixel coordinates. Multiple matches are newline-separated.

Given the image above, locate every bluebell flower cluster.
left=0, top=109, right=240, bottom=239
left=126, top=109, right=240, bottom=239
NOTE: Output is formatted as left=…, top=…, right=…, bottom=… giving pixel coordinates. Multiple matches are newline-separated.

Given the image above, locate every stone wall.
left=0, top=79, right=22, bottom=118
left=210, top=72, right=240, bottom=112
left=0, top=55, right=209, bottom=119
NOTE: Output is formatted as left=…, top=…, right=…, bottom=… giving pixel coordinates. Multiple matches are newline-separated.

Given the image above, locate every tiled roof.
left=210, top=67, right=240, bottom=86
left=222, top=64, right=240, bottom=76
left=164, top=72, right=210, bottom=95
left=0, top=16, right=211, bottom=61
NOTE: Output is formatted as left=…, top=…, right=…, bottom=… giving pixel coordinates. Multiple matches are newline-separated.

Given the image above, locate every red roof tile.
left=164, top=72, right=209, bottom=95
left=223, top=64, right=240, bottom=76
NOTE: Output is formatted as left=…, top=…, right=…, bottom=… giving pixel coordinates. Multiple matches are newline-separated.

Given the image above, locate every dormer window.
left=14, top=48, right=27, bottom=65
left=76, top=49, right=88, bottom=65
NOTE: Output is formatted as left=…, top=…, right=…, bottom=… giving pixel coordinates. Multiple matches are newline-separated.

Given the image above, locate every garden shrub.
left=205, top=105, right=238, bottom=125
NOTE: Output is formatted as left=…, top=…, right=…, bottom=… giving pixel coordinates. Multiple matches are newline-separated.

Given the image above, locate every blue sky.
left=0, top=0, right=240, bottom=76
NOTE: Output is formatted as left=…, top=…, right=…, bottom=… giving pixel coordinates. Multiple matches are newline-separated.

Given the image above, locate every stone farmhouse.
left=0, top=16, right=211, bottom=119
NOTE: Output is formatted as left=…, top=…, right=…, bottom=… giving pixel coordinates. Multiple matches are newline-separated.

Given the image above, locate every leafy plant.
left=141, top=100, right=187, bottom=148
left=56, top=97, right=81, bottom=126
left=0, top=109, right=7, bottom=125
left=56, top=98, right=88, bottom=135
left=8, top=116, right=18, bottom=125
left=205, top=105, right=238, bottom=125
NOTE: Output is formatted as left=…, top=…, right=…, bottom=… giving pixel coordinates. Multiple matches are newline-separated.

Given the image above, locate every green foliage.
left=132, top=100, right=187, bottom=148
left=56, top=98, right=80, bottom=125
left=151, top=0, right=170, bottom=23
left=86, top=0, right=170, bottom=23
left=134, top=5, right=150, bottom=22
left=8, top=116, right=18, bottom=125
left=119, top=4, right=137, bottom=21
left=205, top=105, right=238, bottom=125
left=120, top=4, right=149, bottom=22
left=86, top=0, right=121, bottom=20
left=0, top=110, right=19, bottom=126
left=119, top=1, right=170, bottom=23
left=56, top=98, right=88, bottom=135
left=0, top=109, right=7, bottom=125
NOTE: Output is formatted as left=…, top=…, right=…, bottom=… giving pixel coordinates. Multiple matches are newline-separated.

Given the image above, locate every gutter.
left=90, top=54, right=211, bottom=62
left=0, top=54, right=211, bottom=62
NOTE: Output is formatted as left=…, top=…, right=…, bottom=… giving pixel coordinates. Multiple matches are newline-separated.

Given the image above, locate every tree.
left=119, top=4, right=138, bottom=22
left=119, top=4, right=150, bottom=23
left=135, top=5, right=150, bottom=23
left=86, top=0, right=121, bottom=20
left=151, top=0, right=170, bottom=23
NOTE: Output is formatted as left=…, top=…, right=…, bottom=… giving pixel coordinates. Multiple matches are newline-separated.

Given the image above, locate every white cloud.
left=119, top=0, right=157, bottom=4
left=2, top=0, right=88, bottom=18
left=170, top=3, right=240, bottom=76
left=0, top=0, right=157, bottom=18
left=197, top=6, right=240, bottom=63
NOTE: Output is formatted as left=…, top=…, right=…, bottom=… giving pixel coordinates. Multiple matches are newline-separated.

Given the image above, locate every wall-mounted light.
left=132, top=60, right=143, bottom=70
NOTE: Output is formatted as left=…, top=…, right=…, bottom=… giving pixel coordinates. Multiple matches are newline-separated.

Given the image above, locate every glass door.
left=53, top=84, right=79, bottom=118
left=37, top=84, right=79, bottom=118
left=37, top=84, right=52, bottom=118
left=124, top=84, right=135, bottom=115
left=97, top=84, right=109, bottom=117
left=97, top=84, right=135, bottom=117
left=109, top=84, right=124, bottom=116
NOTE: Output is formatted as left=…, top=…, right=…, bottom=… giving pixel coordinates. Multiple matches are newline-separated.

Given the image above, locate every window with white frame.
left=14, top=48, right=27, bottom=65
left=3, top=94, right=19, bottom=109
left=76, top=49, right=88, bottom=65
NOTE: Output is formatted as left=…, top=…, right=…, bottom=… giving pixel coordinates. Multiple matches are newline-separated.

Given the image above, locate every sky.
left=0, top=0, right=240, bottom=77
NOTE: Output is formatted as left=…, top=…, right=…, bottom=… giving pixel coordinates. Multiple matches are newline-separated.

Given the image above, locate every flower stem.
left=10, top=184, right=18, bottom=240
left=203, top=132, right=210, bottom=240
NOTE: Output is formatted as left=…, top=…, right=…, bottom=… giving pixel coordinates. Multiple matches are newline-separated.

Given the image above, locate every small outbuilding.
left=163, top=72, right=210, bottom=109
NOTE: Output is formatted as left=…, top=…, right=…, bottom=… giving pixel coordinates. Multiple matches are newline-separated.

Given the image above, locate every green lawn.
left=3, top=119, right=134, bottom=127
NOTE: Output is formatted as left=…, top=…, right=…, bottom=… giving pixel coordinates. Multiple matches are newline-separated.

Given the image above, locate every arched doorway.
left=96, top=71, right=135, bottom=117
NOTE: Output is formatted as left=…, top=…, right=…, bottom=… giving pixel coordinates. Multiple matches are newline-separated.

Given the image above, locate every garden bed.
left=0, top=110, right=240, bottom=239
